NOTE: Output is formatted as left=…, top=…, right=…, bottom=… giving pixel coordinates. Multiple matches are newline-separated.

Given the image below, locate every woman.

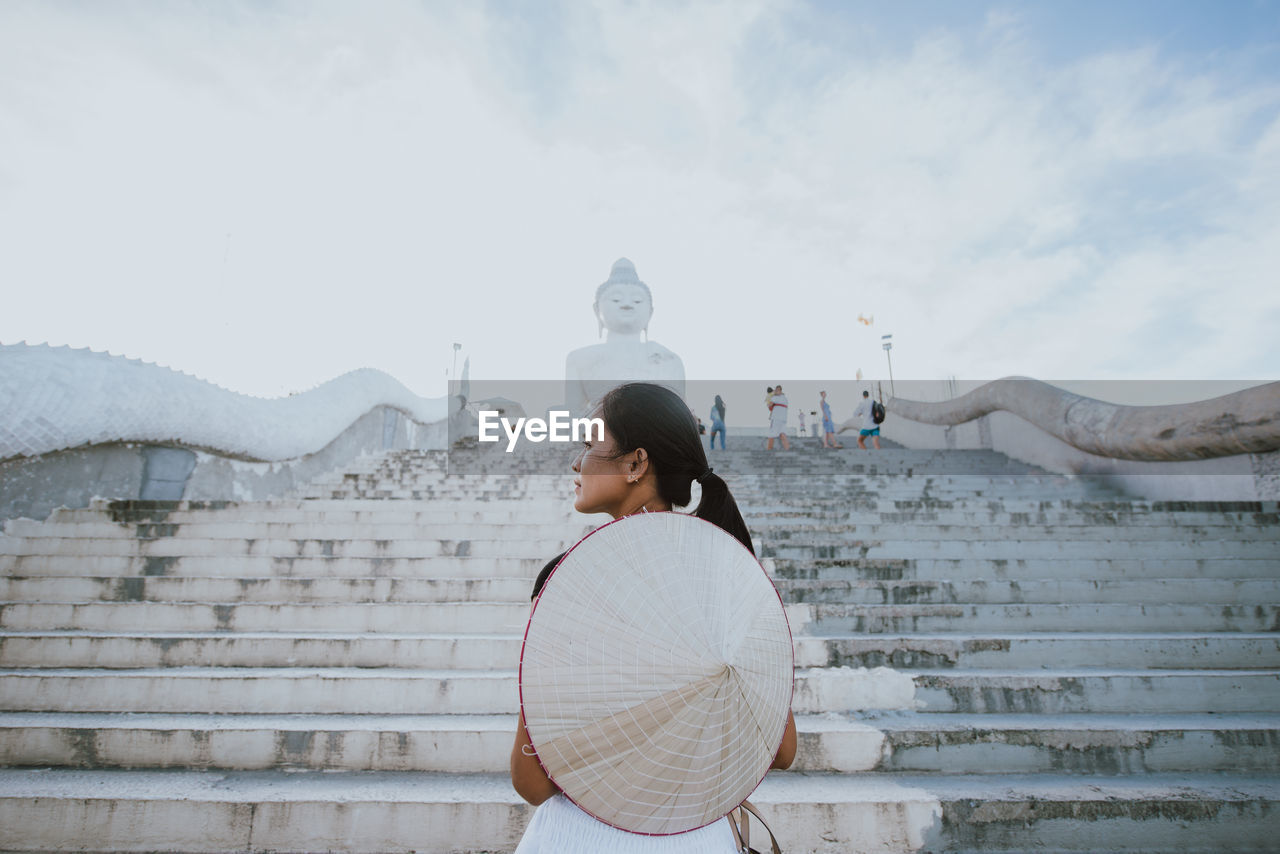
left=766, top=384, right=791, bottom=451
left=820, top=389, right=842, bottom=449
left=709, top=393, right=726, bottom=450
left=511, top=382, right=797, bottom=852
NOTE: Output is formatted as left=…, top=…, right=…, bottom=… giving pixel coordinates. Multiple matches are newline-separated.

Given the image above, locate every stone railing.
left=879, top=377, right=1280, bottom=500
left=886, top=377, right=1280, bottom=462
left=0, top=343, right=454, bottom=520
left=0, top=343, right=450, bottom=462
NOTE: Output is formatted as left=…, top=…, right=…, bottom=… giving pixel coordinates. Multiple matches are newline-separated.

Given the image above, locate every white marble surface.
left=0, top=343, right=448, bottom=461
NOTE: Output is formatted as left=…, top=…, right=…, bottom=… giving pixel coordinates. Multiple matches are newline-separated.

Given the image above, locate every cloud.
left=0, top=1, right=1275, bottom=399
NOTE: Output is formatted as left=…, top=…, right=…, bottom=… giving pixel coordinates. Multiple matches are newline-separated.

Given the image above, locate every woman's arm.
left=771, top=710, right=798, bottom=770
left=511, top=710, right=560, bottom=805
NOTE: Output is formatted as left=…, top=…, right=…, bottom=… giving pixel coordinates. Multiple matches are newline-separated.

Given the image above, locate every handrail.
left=1, top=343, right=451, bottom=462
left=885, top=377, right=1280, bottom=462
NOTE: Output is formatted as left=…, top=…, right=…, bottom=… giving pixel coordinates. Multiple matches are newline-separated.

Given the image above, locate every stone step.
left=794, top=668, right=1280, bottom=715
left=313, top=489, right=1090, bottom=503
left=631, top=459, right=1034, bottom=469
left=0, top=554, right=548, bottom=578
left=909, top=669, right=1280, bottom=714
left=0, top=631, right=521, bottom=669
left=305, top=485, right=1111, bottom=504
left=7, top=599, right=1276, bottom=634
left=5, top=575, right=1275, bottom=607
left=8, top=551, right=1274, bottom=584
left=447, top=462, right=1047, bottom=474
left=66, top=499, right=581, bottom=521
left=795, top=632, right=1280, bottom=670
left=776, top=577, right=1280, bottom=605
left=749, top=498, right=1280, bottom=515
left=7, top=631, right=1274, bottom=672
left=2, top=519, right=597, bottom=541
left=0, top=667, right=522, bottom=715
left=770, top=556, right=1280, bottom=580
left=0, top=536, right=578, bottom=558
left=710, top=463, right=1162, bottom=482
left=0, top=712, right=517, bottom=772
left=5, top=600, right=1274, bottom=634
left=747, top=509, right=1280, bottom=527
left=0, top=602, right=533, bottom=633
left=1, top=768, right=1276, bottom=852
left=62, top=502, right=588, bottom=526
left=798, top=602, right=1280, bottom=633
left=0, top=711, right=852, bottom=774
left=860, top=712, right=1280, bottom=775
left=757, top=524, right=1280, bottom=542
left=3, top=666, right=1275, bottom=715
left=763, top=539, right=1280, bottom=560
left=736, top=481, right=1121, bottom=493
left=45, top=505, right=1213, bottom=531
left=90, top=495, right=1279, bottom=512
left=56, top=498, right=1272, bottom=525
left=18, top=517, right=1277, bottom=543
left=326, top=472, right=1070, bottom=487
left=749, top=494, right=1143, bottom=507
left=292, top=489, right=574, bottom=502
left=5, top=711, right=1275, bottom=776
left=6, top=533, right=1271, bottom=561
left=757, top=513, right=1280, bottom=533
left=0, top=575, right=537, bottom=604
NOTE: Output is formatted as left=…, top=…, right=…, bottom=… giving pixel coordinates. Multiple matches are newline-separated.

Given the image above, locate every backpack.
left=871, top=400, right=886, bottom=424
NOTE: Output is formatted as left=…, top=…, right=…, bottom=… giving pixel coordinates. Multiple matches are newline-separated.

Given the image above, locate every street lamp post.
left=881, top=334, right=895, bottom=396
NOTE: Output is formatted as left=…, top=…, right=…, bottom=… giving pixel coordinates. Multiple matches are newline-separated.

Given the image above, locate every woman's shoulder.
left=531, top=551, right=567, bottom=601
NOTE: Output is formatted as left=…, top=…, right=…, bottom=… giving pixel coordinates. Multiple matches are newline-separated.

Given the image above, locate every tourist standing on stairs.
left=767, top=384, right=791, bottom=450
left=709, top=394, right=726, bottom=450
left=820, top=390, right=842, bottom=449
left=510, top=382, right=797, bottom=852
left=852, top=389, right=881, bottom=450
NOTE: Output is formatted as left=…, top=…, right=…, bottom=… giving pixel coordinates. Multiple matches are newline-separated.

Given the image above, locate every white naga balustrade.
left=884, top=377, right=1280, bottom=462
left=0, top=342, right=450, bottom=462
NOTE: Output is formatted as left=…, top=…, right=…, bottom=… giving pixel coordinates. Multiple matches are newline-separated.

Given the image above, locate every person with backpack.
left=851, top=389, right=883, bottom=450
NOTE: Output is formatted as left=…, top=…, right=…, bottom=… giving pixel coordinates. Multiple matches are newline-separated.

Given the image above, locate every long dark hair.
left=713, top=394, right=725, bottom=422
left=599, top=383, right=754, bottom=556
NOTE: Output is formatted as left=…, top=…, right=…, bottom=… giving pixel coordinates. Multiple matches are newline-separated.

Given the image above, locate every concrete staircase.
left=1, top=444, right=1277, bottom=852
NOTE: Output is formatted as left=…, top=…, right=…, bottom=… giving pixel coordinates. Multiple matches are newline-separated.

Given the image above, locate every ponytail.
left=693, top=470, right=754, bottom=557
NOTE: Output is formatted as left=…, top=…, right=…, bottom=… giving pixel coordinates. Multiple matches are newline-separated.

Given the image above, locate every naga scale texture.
left=884, top=377, right=1280, bottom=462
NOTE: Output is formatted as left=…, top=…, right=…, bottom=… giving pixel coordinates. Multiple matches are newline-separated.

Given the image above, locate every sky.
left=2, top=0, right=1278, bottom=409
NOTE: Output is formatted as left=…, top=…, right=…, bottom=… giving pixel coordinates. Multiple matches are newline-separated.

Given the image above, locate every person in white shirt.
left=766, top=385, right=791, bottom=450
left=851, top=390, right=881, bottom=450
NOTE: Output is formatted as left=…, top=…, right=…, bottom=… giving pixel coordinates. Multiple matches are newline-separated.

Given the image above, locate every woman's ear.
left=631, top=448, right=650, bottom=477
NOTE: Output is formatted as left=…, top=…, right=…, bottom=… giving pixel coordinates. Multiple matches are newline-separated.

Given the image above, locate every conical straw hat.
left=519, top=511, right=793, bottom=836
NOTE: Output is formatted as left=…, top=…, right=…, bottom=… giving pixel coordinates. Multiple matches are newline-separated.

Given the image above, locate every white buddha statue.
left=564, top=258, right=686, bottom=416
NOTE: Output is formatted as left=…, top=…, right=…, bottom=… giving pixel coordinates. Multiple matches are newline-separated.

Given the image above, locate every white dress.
left=515, top=794, right=738, bottom=853
left=768, top=393, right=788, bottom=436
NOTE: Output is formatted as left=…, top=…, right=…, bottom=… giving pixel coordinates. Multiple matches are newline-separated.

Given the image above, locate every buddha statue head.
left=594, top=258, right=654, bottom=339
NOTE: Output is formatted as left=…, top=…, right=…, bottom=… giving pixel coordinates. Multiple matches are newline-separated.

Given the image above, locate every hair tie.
left=696, top=467, right=713, bottom=483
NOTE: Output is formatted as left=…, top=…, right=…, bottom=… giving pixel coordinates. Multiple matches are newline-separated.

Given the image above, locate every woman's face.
left=570, top=421, right=634, bottom=517
left=596, top=283, right=652, bottom=335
